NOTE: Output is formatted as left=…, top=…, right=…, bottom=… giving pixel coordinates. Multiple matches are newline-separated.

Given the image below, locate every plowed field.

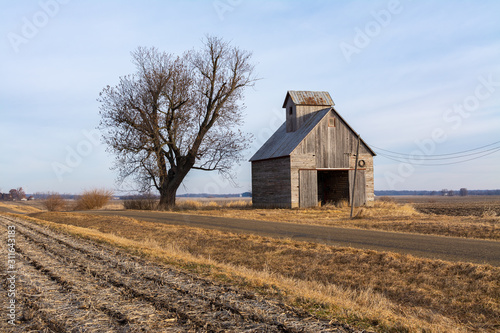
left=1, top=215, right=355, bottom=332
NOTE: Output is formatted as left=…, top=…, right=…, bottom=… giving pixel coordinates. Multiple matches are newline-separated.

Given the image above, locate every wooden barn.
left=250, top=91, right=375, bottom=208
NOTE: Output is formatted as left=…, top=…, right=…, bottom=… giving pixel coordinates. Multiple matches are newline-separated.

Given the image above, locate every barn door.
left=348, top=170, right=366, bottom=207
left=299, top=170, right=318, bottom=208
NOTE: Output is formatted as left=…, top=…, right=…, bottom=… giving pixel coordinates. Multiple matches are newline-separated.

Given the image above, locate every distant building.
left=0, top=193, right=13, bottom=201
left=250, top=91, right=375, bottom=208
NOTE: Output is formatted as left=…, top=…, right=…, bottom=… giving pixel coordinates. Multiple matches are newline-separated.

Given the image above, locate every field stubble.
left=17, top=211, right=500, bottom=332
left=0, top=215, right=352, bottom=332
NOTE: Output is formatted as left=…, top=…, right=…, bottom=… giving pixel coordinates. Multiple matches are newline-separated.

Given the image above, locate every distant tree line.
left=375, top=189, right=500, bottom=196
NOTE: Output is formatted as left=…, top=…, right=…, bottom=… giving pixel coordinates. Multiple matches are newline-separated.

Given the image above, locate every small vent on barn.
left=328, top=117, right=336, bottom=127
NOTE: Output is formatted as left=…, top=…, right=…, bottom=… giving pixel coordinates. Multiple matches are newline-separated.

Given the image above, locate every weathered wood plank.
left=299, top=169, right=318, bottom=208
left=251, top=157, right=291, bottom=208
left=349, top=170, right=366, bottom=207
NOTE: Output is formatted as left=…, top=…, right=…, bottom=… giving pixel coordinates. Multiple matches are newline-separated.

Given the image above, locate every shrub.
left=42, top=193, right=66, bottom=211
left=74, top=188, right=113, bottom=210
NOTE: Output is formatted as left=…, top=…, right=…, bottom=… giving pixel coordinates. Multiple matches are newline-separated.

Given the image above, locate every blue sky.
left=1, top=0, right=499, bottom=195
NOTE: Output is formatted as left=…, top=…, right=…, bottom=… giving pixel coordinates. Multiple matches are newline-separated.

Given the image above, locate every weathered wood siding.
left=349, top=169, right=366, bottom=206
left=349, top=153, right=374, bottom=204
left=290, top=154, right=315, bottom=207
left=299, top=169, right=318, bottom=207
left=292, top=110, right=372, bottom=168
left=251, top=157, right=291, bottom=208
left=296, top=105, right=329, bottom=130
left=285, top=98, right=327, bottom=132
left=285, top=98, right=296, bottom=132
left=290, top=109, right=375, bottom=207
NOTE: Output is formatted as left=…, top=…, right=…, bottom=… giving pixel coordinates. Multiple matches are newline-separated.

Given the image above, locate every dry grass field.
left=1, top=196, right=499, bottom=332
left=170, top=196, right=500, bottom=240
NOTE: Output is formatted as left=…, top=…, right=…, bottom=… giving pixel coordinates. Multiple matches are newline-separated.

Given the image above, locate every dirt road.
left=0, top=215, right=357, bottom=332
left=83, top=210, right=500, bottom=266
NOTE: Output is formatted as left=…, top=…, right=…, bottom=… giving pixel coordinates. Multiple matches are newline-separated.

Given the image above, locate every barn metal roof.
left=282, top=91, right=334, bottom=108
left=249, top=108, right=331, bottom=161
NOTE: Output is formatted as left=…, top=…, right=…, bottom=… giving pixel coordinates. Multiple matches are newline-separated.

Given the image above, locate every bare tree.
left=9, top=188, right=26, bottom=200
left=98, top=36, right=256, bottom=209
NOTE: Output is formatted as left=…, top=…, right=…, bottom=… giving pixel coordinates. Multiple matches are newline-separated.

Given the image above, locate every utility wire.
left=374, top=145, right=500, bottom=161
left=375, top=146, right=500, bottom=166
left=370, top=140, right=500, bottom=158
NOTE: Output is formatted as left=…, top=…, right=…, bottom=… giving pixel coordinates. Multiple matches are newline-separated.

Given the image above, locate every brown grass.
left=26, top=211, right=500, bottom=332
left=0, top=201, right=43, bottom=214
left=73, top=188, right=113, bottom=210
left=173, top=200, right=500, bottom=240
left=171, top=199, right=251, bottom=211
left=41, top=192, right=67, bottom=211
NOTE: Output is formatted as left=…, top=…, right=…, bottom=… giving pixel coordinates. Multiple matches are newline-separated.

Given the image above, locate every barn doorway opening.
left=317, top=170, right=349, bottom=206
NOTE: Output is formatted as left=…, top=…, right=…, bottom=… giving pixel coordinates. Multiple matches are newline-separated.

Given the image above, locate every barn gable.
left=291, top=108, right=375, bottom=168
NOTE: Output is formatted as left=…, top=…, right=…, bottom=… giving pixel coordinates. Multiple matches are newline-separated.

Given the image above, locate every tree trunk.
left=157, top=166, right=190, bottom=210
left=158, top=186, right=177, bottom=210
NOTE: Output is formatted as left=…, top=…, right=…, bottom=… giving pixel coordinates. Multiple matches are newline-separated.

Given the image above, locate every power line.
left=374, top=145, right=500, bottom=161
left=370, top=140, right=500, bottom=158
left=375, top=146, right=500, bottom=166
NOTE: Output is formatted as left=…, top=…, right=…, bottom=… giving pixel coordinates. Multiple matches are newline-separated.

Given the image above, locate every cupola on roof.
left=282, top=91, right=334, bottom=108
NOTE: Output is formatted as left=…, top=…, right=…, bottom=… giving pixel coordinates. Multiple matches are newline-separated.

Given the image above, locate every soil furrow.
left=11, top=220, right=262, bottom=332
left=11, top=237, right=189, bottom=331
left=1, top=215, right=352, bottom=332
left=0, top=237, right=119, bottom=332
left=12, top=216, right=337, bottom=331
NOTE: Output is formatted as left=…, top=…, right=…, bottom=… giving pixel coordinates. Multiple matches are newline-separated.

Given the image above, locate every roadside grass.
left=171, top=200, right=500, bottom=240
left=24, top=211, right=500, bottom=332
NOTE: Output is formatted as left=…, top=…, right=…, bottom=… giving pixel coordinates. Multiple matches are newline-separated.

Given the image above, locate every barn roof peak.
left=282, top=91, right=334, bottom=108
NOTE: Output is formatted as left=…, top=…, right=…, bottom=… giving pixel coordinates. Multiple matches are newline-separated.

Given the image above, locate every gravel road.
left=83, top=210, right=500, bottom=266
